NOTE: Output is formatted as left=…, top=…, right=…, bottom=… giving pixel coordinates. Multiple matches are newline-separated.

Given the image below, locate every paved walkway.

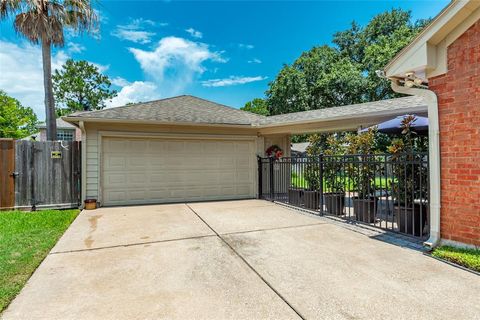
left=2, top=200, right=479, bottom=319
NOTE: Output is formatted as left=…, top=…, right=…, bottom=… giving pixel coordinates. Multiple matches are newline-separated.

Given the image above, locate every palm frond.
left=0, top=0, right=22, bottom=19
left=63, top=0, right=97, bottom=33
left=7, top=0, right=96, bottom=46
left=14, top=10, right=42, bottom=43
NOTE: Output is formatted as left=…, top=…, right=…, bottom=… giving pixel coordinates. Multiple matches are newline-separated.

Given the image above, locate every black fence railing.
left=258, top=153, right=429, bottom=239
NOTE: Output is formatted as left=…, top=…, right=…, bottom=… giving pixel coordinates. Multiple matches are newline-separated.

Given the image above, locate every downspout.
left=390, top=79, right=441, bottom=248
left=79, top=121, right=87, bottom=208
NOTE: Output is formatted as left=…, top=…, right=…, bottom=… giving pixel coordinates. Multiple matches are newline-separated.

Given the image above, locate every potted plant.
left=388, top=116, right=428, bottom=236
left=303, top=160, right=321, bottom=210
left=289, top=171, right=304, bottom=206
left=323, top=135, right=346, bottom=215
left=346, top=129, right=377, bottom=223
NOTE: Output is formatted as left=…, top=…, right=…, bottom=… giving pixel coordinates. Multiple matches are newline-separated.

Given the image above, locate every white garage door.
left=102, top=137, right=256, bottom=206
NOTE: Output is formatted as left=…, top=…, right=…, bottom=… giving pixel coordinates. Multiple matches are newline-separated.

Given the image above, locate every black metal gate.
left=258, top=153, right=429, bottom=239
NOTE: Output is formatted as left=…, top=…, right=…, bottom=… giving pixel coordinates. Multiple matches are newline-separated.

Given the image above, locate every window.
left=56, top=130, right=74, bottom=141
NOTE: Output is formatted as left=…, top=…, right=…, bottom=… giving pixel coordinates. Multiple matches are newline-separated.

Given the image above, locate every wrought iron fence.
left=258, top=153, right=429, bottom=239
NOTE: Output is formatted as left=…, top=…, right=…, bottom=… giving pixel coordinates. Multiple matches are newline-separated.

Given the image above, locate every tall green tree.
left=266, top=46, right=366, bottom=115
left=54, top=59, right=117, bottom=115
left=0, top=0, right=97, bottom=140
left=240, top=98, right=269, bottom=116
left=266, top=9, right=430, bottom=116
left=333, top=9, right=430, bottom=101
left=0, top=90, right=38, bottom=138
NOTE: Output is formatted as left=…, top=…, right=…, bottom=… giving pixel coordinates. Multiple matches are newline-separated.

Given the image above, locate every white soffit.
left=385, top=0, right=480, bottom=80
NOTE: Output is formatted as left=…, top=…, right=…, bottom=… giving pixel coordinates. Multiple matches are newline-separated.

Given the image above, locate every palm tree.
left=0, top=0, right=97, bottom=140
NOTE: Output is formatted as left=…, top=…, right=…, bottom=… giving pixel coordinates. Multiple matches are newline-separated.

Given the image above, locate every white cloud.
left=201, top=76, right=267, bottom=87
left=111, top=18, right=159, bottom=44
left=67, top=42, right=86, bottom=53
left=125, top=18, right=156, bottom=29
left=0, top=41, right=69, bottom=119
left=0, top=40, right=110, bottom=119
left=129, top=36, right=225, bottom=95
left=91, top=62, right=109, bottom=73
left=248, top=58, right=262, bottom=64
left=185, top=27, right=203, bottom=39
left=112, top=29, right=155, bottom=44
left=239, top=43, right=254, bottom=49
left=111, top=76, right=131, bottom=87
left=106, top=81, right=159, bottom=108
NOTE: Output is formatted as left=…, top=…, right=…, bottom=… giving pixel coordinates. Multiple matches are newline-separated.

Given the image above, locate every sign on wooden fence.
left=0, top=140, right=82, bottom=211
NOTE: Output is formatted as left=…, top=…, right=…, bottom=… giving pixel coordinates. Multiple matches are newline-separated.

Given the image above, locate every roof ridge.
left=73, top=95, right=191, bottom=116
left=185, top=95, right=268, bottom=119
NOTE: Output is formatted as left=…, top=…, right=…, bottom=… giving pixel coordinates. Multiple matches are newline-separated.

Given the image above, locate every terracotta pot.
left=324, top=192, right=345, bottom=216
left=84, top=199, right=97, bottom=210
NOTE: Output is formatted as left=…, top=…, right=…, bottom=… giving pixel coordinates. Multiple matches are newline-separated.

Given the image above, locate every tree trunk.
left=41, top=38, right=57, bottom=141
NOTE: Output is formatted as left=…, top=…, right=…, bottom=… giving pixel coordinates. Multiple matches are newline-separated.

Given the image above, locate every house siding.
left=429, top=19, right=480, bottom=247
left=83, top=122, right=269, bottom=204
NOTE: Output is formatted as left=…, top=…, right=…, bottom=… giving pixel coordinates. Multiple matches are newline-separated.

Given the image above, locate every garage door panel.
left=236, top=185, right=252, bottom=195
left=104, top=140, right=127, bottom=152
left=166, top=141, right=185, bottom=152
left=102, top=137, right=255, bottom=206
left=235, top=142, right=251, bottom=153
left=105, top=173, right=126, bottom=185
left=127, top=140, right=147, bottom=152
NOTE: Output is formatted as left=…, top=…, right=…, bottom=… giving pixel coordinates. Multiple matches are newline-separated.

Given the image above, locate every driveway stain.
left=84, top=236, right=94, bottom=248
left=88, top=215, right=102, bottom=232
left=84, top=215, right=102, bottom=249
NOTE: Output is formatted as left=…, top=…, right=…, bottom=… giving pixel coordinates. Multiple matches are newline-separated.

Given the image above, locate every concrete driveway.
left=2, top=200, right=479, bottom=320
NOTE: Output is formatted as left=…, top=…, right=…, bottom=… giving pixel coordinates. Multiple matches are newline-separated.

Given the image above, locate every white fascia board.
left=384, top=0, right=473, bottom=79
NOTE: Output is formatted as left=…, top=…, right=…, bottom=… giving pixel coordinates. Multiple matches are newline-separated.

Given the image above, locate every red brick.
left=429, top=20, right=480, bottom=247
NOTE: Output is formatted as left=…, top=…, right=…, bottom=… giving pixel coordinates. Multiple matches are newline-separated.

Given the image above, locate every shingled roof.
left=68, top=95, right=266, bottom=126
left=261, top=95, right=427, bottom=126
left=65, top=94, right=428, bottom=127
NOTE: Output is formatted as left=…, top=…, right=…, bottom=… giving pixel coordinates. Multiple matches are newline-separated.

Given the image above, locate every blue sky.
left=0, top=0, right=449, bottom=119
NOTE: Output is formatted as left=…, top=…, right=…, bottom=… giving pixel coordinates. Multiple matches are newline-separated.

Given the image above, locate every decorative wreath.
left=266, top=145, right=283, bottom=159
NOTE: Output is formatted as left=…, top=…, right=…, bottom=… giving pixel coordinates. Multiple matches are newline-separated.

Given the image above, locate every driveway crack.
left=185, top=203, right=306, bottom=320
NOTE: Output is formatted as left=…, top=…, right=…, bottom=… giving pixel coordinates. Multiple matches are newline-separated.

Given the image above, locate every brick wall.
left=428, top=20, right=480, bottom=246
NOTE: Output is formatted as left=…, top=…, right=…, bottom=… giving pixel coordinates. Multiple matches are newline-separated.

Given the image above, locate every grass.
left=291, top=172, right=394, bottom=191
left=0, top=209, right=79, bottom=312
left=431, top=246, right=480, bottom=272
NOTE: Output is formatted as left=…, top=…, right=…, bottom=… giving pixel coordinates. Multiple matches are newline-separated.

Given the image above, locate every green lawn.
left=431, top=246, right=480, bottom=272
left=291, top=172, right=394, bottom=191
left=0, top=209, right=79, bottom=312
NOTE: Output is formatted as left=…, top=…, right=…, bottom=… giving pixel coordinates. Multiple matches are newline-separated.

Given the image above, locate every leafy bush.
left=345, top=128, right=377, bottom=199
left=432, top=246, right=480, bottom=272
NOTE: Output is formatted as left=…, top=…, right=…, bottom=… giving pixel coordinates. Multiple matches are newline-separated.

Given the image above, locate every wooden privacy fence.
left=0, top=140, right=81, bottom=211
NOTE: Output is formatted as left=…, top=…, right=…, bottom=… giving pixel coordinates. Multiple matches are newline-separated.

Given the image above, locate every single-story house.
left=64, top=95, right=427, bottom=207
left=384, top=0, right=479, bottom=247
left=36, top=118, right=82, bottom=141
left=64, top=0, right=479, bottom=248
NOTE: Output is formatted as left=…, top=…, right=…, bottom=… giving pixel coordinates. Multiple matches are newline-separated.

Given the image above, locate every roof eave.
left=258, top=104, right=428, bottom=129
left=384, top=0, right=480, bottom=80
left=62, top=116, right=257, bottom=129
left=64, top=101, right=428, bottom=130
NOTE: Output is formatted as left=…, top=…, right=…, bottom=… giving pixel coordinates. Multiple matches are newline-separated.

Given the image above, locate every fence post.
left=30, top=141, right=36, bottom=211
left=257, top=156, right=263, bottom=199
left=269, top=157, right=274, bottom=201
left=0, top=139, right=15, bottom=210
left=319, top=154, right=324, bottom=214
